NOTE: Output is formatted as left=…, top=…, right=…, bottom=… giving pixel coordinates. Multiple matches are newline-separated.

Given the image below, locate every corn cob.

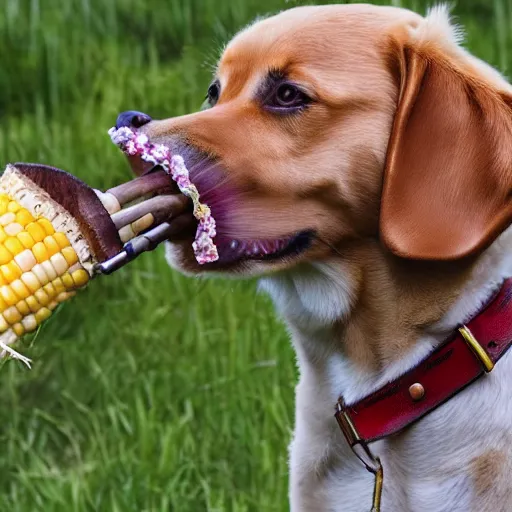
left=0, top=165, right=96, bottom=366
left=0, top=131, right=193, bottom=365
left=0, top=158, right=186, bottom=366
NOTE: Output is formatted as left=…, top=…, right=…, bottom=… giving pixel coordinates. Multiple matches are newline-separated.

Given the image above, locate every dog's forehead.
left=217, top=5, right=422, bottom=96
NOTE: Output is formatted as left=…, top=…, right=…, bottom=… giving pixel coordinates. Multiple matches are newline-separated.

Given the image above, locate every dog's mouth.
left=212, top=230, right=315, bottom=265
left=122, top=141, right=315, bottom=268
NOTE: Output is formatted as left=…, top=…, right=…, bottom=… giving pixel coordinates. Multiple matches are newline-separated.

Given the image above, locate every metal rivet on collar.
left=408, top=383, right=425, bottom=401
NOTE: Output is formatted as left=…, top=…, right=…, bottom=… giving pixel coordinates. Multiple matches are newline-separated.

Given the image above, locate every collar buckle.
left=458, top=325, right=495, bottom=372
left=336, top=399, right=383, bottom=512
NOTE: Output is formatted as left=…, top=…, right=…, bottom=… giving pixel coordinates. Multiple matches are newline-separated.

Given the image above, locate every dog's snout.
left=115, top=110, right=152, bottom=130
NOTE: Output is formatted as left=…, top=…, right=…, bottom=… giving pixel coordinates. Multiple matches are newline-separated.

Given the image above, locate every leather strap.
left=335, top=277, right=512, bottom=445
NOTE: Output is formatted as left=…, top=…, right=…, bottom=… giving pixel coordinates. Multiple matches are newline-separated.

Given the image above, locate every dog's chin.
left=165, top=229, right=316, bottom=277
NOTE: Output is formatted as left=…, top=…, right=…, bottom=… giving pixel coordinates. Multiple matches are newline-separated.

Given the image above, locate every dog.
left=115, top=4, right=512, bottom=511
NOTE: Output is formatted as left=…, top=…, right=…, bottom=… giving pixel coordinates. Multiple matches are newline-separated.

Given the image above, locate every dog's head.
left=120, top=4, right=512, bottom=277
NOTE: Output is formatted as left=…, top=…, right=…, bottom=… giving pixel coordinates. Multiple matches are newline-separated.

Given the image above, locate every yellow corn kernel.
left=0, top=245, right=12, bottom=265
left=37, top=218, right=54, bottom=236
left=41, top=261, right=57, bottom=281
left=54, top=232, right=70, bottom=249
left=0, top=273, right=7, bottom=287
left=35, top=307, right=51, bottom=324
left=69, top=263, right=81, bottom=273
left=1, top=261, right=22, bottom=283
left=32, top=242, right=49, bottom=263
left=61, top=272, right=74, bottom=289
left=4, top=261, right=22, bottom=280
left=34, top=289, right=50, bottom=306
left=16, top=300, right=30, bottom=316
left=0, top=286, right=18, bottom=306
left=71, top=269, right=89, bottom=288
left=26, top=222, right=46, bottom=242
left=56, top=291, right=76, bottom=303
left=50, top=253, right=68, bottom=275
left=43, top=236, right=60, bottom=257
left=15, top=209, right=33, bottom=227
left=4, top=223, right=23, bottom=236
left=43, top=282, right=56, bottom=297
left=14, top=250, right=36, bottom=273
left=4, top=306, right=22, bottom=324
left=7, top=201, right=21, bottom=213
left=32, top=264, right=49, bottom=285
left=52, top=277, right=65, bottom=295
left=0, top=315, right=8, bottom=333
left=11, top=279, right=30, bottom=300
left=5, top=237, right=24, bottom=256
left=0, top=197, right=9, bottom=215
left=0, top=212, right=15, bottom=226
left=0, top=226, right=7, bottom=243
left=20, top=272, right=41, bottom=293
left=0, top=295, right=8, bottom=311
left=21, top=314, right=37, bottom=332
left=17, top=231, right=35, bottom=249
left=12, top=323, right=24, bottom=336
left=25, top=295, right=41, bottom=313
left=48, top=300, right=59, bottom=311
left=61, top=246, right=78, bottom=266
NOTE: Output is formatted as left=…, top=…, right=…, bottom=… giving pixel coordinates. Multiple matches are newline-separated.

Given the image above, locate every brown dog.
left=118, top=4, right=512, bottom=511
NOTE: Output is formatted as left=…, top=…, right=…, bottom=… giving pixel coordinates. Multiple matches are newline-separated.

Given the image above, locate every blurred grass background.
left=0, top=0, right=510, bottom=510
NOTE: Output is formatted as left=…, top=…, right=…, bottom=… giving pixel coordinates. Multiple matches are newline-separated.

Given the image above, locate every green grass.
left=0, top=0, right=511, bottom=510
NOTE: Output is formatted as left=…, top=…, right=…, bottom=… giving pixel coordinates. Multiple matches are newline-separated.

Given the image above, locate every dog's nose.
left=115, top=110, right=152, bottom=129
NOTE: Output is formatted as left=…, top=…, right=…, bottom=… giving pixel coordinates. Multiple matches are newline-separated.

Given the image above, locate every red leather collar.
left=335, top=277, right=512, bottom=447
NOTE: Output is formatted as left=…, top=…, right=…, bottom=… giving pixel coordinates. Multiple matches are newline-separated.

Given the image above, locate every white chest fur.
left=259, top=229, right=512, bottom=512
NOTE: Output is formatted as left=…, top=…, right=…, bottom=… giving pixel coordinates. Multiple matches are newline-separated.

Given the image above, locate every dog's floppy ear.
left=380, top=34, right=512, bottom=260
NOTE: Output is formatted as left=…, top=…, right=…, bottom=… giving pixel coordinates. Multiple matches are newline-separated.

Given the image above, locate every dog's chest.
left=259, top=257, right=512, bottom=511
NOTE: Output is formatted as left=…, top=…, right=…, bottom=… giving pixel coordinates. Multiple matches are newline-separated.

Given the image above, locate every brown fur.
left=139, top=5, right=511, bottom=368
left=329, top=242, right=475, bottom=368
left=472, top=450, right=506, bottom=498
left=381, top=36, right=512, bottom=260
left=134, top=7, right=512, bottom=507
left=470, top=448, right=512, bottom=511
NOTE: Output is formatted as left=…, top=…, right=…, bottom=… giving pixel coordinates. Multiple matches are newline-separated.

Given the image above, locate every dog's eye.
left=206, top=81, right=220, bottom=107
left=266, top=82, right=310, bottom=113
left=276, top=84, right=301, bottom=105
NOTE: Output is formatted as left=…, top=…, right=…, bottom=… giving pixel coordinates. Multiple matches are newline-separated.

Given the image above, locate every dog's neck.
left=260, top=229, right=512, bottom=511
left=261, top=229, right=512, bottom=403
